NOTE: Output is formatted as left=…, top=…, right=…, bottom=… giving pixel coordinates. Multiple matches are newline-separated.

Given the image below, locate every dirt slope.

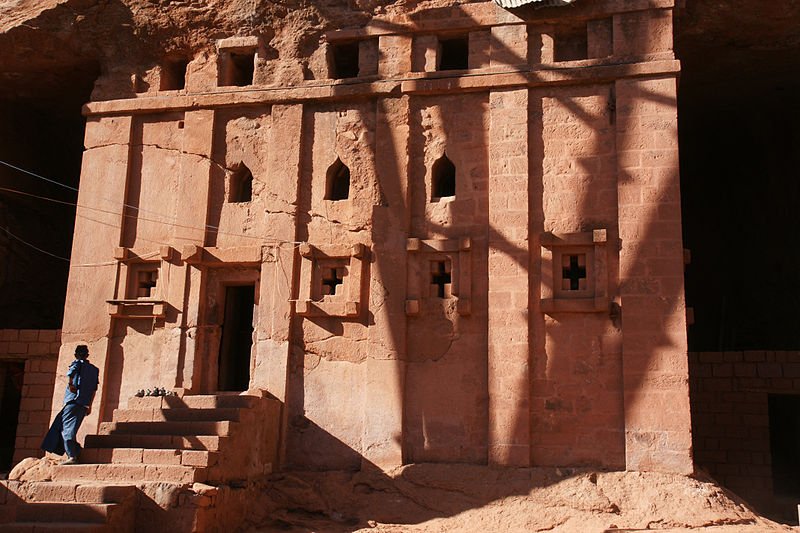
left=245, top=465, right=795, bottom=533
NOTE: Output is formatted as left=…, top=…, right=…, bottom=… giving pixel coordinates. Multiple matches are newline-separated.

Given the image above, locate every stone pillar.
left=490, top=24, right=528, bottom=68
left=254, top=104, right=304, bottom=467
left=362, top=96, right=411, bottom=470
left=487, top=88, right=530, bottom=466
left=58, top=115, right=133, bottom=434
left=615, top=76, right=693, bottom=474
left=175, top=110, right=215, bottom=244
left=167, top=109, right=215, bottom=392
left=379, top=35, right=412, bottom=78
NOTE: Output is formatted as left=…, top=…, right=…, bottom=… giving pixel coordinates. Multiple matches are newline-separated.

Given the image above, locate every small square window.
left=554, top=24, right=588, bottom=62
left=438, top=36, right=469, bottom=71
left=220, top=50, right=255, bottom=87
left=160, top=58, right=189, bottom=90
left=330, top=42, right=360, bottom=79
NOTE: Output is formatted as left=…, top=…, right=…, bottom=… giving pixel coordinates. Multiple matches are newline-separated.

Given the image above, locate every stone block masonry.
left=0, top=329, right=60, bottom=465
left=52, top=0, right=689, bottom=478
left=690, top=350, right=800, bottom=515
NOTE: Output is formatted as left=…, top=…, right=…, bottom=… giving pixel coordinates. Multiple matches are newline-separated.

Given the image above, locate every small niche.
left=221, top=51, right=255, bottom=87
left=330, top=42, right=360, bottom=79
left=229, top=163, right=253, bottom=203
left=160, top=58, right=189, bottom=90
left=554, top=24, right=588, bottom=62
left=438, top=36, right=469, bottom=71
left=431, top=153, right=456, bottom=200
left=134, top=75, right=150, bottom=94
left=430, top=259, right=452, bottom=298
left=325, top=158, right=351, bottom=201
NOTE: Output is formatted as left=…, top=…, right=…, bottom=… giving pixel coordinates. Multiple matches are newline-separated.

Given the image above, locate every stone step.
left=127, top=394, right=262, bottom=410
left=51, top=464, right=205, bottom=484
left=13, top=503, right=116, bottom=524
left=98, top=420, right=233, bottom=436
left=81, top=448, right=218, bottom=468
left=84, top=434, right=225, bottom=451
left=111, top=407, right=242, bottom=423
left=0, top=522, right=109, bottom=532
left=8, top=483, right=135, bottom=504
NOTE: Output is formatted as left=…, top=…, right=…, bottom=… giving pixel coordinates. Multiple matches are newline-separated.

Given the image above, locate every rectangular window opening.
left=221, top=51, right=255, bottom=87
left=331, top=42, right=360, bottom=79
left=160, top=58, right=189, bottom=91
left=438, top=36, right=469, bottom=71
left=554, top=24, right=588, bottom=62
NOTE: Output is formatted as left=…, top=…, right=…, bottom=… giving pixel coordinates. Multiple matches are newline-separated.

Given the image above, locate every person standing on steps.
left=41, top=344, right=100, bottom=465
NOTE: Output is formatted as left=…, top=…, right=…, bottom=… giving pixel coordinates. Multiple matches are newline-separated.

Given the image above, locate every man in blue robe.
left=41, top=344, right=100, bottom=464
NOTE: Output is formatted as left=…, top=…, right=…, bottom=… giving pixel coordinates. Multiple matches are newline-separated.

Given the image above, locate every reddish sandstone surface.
left=249, top=465, right=791, bottom=532
left=3, top=1, right=800, bottom=532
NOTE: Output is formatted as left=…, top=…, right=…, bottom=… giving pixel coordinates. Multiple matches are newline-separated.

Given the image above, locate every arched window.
left=326, top=158, right=350, bottom=201
left=432, top=153, right=456, bottom=200
left=229, top=162, right=253, bottom=203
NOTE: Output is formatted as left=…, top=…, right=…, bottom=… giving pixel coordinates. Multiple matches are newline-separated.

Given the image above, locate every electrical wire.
left=0, top=157, right=227, bottom=232
left=0, top=182, right=304, bottom=265
left=0, top=185, right=301, bottom=245
left=0, top=225, right=71, bottom=262
left=0, top=160, right=79, bottom=192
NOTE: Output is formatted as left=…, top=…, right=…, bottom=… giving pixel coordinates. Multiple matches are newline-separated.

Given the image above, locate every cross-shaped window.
left=136, top=269, right=158, bottom=298
left=561, top=254, right=586, bottom=291
left=321, top=267, right=345, bottom=296
left=431, top=260, right=452, bottom=298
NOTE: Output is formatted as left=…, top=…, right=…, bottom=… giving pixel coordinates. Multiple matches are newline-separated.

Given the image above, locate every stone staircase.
left=0, top=392, right=281, bottom=532
left=0, top=482, right=136, bottom=532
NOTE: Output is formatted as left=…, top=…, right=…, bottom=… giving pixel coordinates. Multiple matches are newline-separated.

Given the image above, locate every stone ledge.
left=83, top=60, right=680, bottom=117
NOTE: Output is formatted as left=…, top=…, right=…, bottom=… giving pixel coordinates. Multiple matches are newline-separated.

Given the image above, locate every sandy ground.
left=245, top=465, right=797, bottom=533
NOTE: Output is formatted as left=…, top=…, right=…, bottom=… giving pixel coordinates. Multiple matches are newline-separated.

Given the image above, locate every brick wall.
left=0, top=329, right=61, bottom=465
left=689, top=350, right=800, bottom=513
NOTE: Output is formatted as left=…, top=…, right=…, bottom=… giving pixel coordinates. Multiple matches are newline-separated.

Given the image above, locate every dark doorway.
left=0, top=361, right=25, bottom=471
left=768, top=394, right=800, bottom=497
left=217, top=285, right=255, bottom=391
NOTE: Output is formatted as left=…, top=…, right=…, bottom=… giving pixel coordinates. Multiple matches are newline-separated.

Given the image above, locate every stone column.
left=487, top=88, right=531, bottom=466
left=615, top=76, right=692, bottom=474
left=58, top=115, right=133, bottom=434
left=252, top=104, right=304, bottom=467
left=168, top=109, right=215, bottom=392
left=362, top=96, right=411, bottom=470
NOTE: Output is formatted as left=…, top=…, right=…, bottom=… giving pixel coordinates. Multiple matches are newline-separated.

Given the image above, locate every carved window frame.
left=107, top=246, right=175, bottom=318
left=540, top=229, right=609, bottom=313
left=296, top=243, right=368, bottom=318
left=405, top=237, right=472, bottom=316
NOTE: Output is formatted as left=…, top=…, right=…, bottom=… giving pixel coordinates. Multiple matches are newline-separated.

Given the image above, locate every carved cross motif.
left=431, top=260, right=452, bottom=298
left=137, top=269, right=158, bottom=298
left=562, top=254, right=587, bottom=291
left=322, top=267, right=344, bottom=296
